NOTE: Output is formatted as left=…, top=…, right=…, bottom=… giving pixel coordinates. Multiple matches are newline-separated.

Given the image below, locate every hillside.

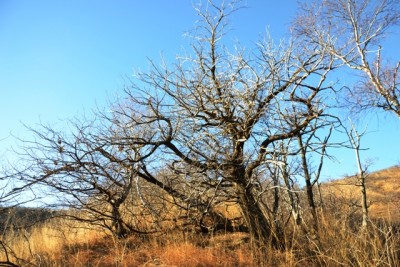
left=321, top=165, right=400, bottom=223
left=1, top=167, right=399, bottom=266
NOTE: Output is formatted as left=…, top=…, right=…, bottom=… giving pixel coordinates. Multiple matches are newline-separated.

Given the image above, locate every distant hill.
left=321, top=166, right=400, bottom=223
left=0, top=206, right=55, bottom=231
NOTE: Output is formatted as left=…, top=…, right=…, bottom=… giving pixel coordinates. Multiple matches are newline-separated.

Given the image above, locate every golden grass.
left=1, top=166, right=399, bottom=266
left=322, top=166, right=400, bottom=222
left=2, top=212, right=399, bottom=266
left=1, top=219, right=104, bottom=266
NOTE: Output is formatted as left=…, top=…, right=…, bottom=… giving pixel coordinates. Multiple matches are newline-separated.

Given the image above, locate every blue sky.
left=0, top=0, right=399, bottom=181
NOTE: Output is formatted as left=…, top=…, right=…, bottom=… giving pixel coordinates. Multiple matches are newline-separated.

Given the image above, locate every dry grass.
left=0, top=218, right=104, bottom=266
left=1, top=219, right=299, bottom=266
left=322, top=166, right=400, bottom=223
left=1, top=166, right=400, bottom=266
left=2, top=215, right=399, bottom=266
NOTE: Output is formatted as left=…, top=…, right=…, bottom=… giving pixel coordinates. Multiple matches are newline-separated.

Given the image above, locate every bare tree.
left=111, top=0, right=336, bottom=245
left=8, top=1, right=339, bottom=247
left=10, top=118, right=173, bottom=238
left=297, top=122, right=334, bottom=234
left=343, top=122, right=370, bottom=230
left=294, top=0, right=400, bottom=118
left=10, top=114, right=232, bottom=238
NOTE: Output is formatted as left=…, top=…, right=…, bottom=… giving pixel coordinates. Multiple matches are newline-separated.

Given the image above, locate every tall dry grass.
left=2, top=167, right=400, bottom=266
left=1, top=210, right=399, bottom=266
left=0, top=218, right=104, bottom=266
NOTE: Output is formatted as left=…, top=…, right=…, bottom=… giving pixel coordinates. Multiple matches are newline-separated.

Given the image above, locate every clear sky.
left=1, top=0, right=399, bottom=181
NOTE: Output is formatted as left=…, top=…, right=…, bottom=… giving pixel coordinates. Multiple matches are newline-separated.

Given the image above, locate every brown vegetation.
left=322, top=166, right=400, bottom=223
left=1, top=166, right=399, bottom=266
left=1, top=0, right=399, bottom=266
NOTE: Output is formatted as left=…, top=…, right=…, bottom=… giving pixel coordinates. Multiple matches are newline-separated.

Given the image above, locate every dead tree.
left=9, top=1, right=338, bottom=247
left=111, top=0, right=336, bottom=246
left=9, top=118, right=167, bottom=238
left=344, top=122, right=370, bottom=230
left=294, top=0, right=400, bottom=118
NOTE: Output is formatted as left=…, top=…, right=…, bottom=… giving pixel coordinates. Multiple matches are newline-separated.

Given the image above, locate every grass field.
left=1, top=167, right=399, bottom=266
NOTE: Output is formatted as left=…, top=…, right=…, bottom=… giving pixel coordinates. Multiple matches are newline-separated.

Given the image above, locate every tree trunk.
left=351, top=125, right=370, bottom=231
left=298, top=136, right=318, bottom=233
left=234, top=182, right=277, bottom=247
left=111, top=204, right=130, bottom=238
left=360, top=175, right=369, bottom=229
left=305, top=178, right=318, bottom=232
